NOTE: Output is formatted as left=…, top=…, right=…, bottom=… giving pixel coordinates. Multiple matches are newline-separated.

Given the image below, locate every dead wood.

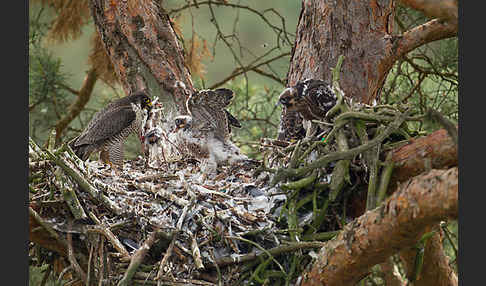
left=89, top=0, right=193, bottom=114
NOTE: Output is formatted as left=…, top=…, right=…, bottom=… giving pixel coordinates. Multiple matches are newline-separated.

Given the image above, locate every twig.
left=209, top=248, right=223, bottom=286
left=376, top=152, right=395, bottom=205
left=98, top=236, right=105, bottom=286
left=271, top=110, right=411, bottom=186
left=365, top=143, right=381, bottom=210
left=302, top=231, right=339, bottom=241
left=208, top=52, right=291, bottom=89
left=44, top=148, right=123, bottom=215
left=190, top=232, right=205, bottom=269
left=440, top=221, right=458, bottom=259
left=137, top=173, right=179, bottom=183
left=67, top=228, right=87, bottom=284
left=426, top=108, right=458, bottom=145
left=57, top=266, right=73, bottom=284
left=280, top=170, right=317, bottom=191
left=40, top=264, right=52, bottom=286
left=117, top=230, right=165, bottom=286
left=213, top=240, right=325, bottom=267
left=226, top=236, right=287, bottom=274
left=136, top=182, right=190, bottom=207
left=156, top=199, right=193, bottom=280
left=86, top=243, right=94, bottom=286
left=86, top=212, right=131, bottom=260
left=29, top=207, right=68, bottom=249
left=55, top=169, right=88, bottom=220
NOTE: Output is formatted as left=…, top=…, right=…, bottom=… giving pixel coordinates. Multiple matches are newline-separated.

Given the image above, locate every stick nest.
left=29, top=89, right=430, bottom=285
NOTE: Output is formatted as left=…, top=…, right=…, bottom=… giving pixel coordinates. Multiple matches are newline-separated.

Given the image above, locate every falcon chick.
left=278, top=79, right=337, bottom=138
left=171, top=88, right=247, bottom=177
left=69, top=91, right=153, bottom=169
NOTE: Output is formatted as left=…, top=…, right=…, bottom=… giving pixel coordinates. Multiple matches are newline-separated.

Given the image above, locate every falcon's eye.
left=280, top=97, right=289, bottom=105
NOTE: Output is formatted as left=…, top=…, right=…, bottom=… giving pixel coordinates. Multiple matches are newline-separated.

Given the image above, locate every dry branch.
left=213, top=241, right=325, bottom=268
left=29, top=206, right=68, bottom=257
left=399, top=228, right=458, bottom=286
left=118, top=230, right=166, bottom=286
left=392, top=19, right=457, bottom=63
left=54, top=67, right=98, bottom=144
left=398, top=0, right=458, bottom=24
left=389, top=127, right=457, bottom=189
left=301, top=167, right=458, bottom=286
left=89, top=0, right=193, bottom=114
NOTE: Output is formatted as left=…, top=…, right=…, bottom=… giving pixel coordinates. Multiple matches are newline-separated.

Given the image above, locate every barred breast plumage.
left=69, top=91, right=153, bottom=169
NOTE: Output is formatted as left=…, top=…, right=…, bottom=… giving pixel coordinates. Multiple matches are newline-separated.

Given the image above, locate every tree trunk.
left=278, top=0, right=457, bottom=140
left=287, top=0, right=394, bottom=103
left=89, top=0, right=193, bottom=114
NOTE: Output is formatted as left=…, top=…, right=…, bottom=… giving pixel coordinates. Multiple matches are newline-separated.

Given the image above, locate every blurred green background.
left=29, top=2, right=457, bottom=160
left=29, top=1, right=458, bottom=284
left=29, top=1, right=301, bottom=158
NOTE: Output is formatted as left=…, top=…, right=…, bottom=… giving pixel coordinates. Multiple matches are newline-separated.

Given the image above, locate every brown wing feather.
left=186, top=89, right=233, bottom=141
left=72, top=106, right=136, bottom=146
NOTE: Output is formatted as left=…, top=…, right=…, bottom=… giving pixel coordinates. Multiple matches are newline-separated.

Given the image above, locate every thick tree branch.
left=399, top=228, right=458, bottom=286
left=389, top=127, right=457, bottom=188
left=54, top=67, right=98, bottom=144
left=393, top=19, right=457, bottom=62
left=301, top=167, right=458, bottom=286
left=89, top=0, right=194, bottom=114
left=398, top=0, right=458, bottom=25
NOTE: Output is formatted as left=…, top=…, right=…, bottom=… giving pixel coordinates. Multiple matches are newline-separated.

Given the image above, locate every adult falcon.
left=277, top=79, right=337, bottom=138
left=170, top=88, right=246, bottom=177
left=69, top=91, right=153, bottom=169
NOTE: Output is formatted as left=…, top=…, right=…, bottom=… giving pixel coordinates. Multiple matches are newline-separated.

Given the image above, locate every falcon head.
left=173, top=115, right=193, bottom=132
left=277, top=86, right=302, bottom=112
left=131, top=91, right=153, bottom=111
left=277, top=79, right=337, bottom=121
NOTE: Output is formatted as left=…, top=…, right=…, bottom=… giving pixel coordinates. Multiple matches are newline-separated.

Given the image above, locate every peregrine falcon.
left=170, top=88, right=246, bottom=176
left=69, top=91, right=152, bottom=169
left=277, top=79, right=337, bottom=138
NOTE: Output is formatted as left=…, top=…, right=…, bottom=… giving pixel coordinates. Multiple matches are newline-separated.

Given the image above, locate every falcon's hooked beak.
left=173, top=116, right=189, bottom=132
left=174, top=121, right=185, bottom=132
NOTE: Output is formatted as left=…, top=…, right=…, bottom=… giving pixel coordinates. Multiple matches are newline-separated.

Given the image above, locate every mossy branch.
left=271, top=110, right=411, bottom=186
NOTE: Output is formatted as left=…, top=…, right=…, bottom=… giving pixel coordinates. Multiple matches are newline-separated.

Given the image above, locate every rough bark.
left=398, top=0, right=458, bottom=25
left=287, top=0, right=394, bottom=103
left=89, top=0, right=193, bottom=114
left=389, top=127, right=458, bottom=188
left=278, top=0, right=457, bottom=140
left=399, top=227, right=458, bottom=286
left=29, top=205, right=68, bottom=258
left=54, top=67, right=98, bottom=144
left=379, top=258, right=406, bottom=286
left=301, top=167, right=458, bottom=286
left=347, top=126, right=458, bottom=218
